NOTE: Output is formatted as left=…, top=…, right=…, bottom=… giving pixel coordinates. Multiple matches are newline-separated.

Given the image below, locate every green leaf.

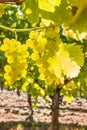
left=49, top=54, right=62, bottom=79
left=67, top=0, right=87, bottom=7
left=49, top=43, right=84, bottom=79
left=68, top=0, right=87, bottom=32
left=38, top=0, right=61, bottom=12
left=46, top=0, right=61, bottom=6
left=24, top=0, right=39, bottom=24
left=70, top=7, right=87, bottom=32
left=23, top=0, right=72, bottom=25
left=40, top=0, right=72, bottom=25
left=65, top=44, right=84, bottom=66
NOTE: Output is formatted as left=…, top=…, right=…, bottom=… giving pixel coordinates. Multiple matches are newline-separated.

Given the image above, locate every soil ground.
left=0, top=90, right=87, bottom=128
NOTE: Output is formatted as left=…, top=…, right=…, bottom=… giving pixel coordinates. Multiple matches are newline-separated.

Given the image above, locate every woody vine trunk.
left=51, top=87, right=61, bottom=130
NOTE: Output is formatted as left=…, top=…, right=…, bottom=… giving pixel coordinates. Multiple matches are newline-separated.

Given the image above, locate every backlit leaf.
left=24, top=0, right=39, bottom=24
left=38, top=0, right=61, bottom=12
left=49, top=43, right=84, bottom=79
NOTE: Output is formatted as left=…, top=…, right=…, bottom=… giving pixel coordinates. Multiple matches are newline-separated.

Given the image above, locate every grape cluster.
left=0, top=38, right=29, bottom=85
left=26, top=25, right=61, bottom=85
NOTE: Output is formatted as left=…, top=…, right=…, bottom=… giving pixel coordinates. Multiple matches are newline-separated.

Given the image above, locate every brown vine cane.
left=0, top=0, right=24, bottom=4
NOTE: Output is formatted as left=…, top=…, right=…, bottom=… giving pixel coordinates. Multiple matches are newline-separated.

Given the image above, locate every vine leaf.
left=65, top=44, right=84, bottom=66
left=68, top=0, right=87, bottom=32
left=38, top=0, right=61, bottom=12
left=49, top=43, right=84, bottom=80
left=24, top=0, right=39, bottom=24
left=23, top=0, right=72, bottom=25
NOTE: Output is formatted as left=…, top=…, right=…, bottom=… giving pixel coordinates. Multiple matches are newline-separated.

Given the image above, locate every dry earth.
left=0, top=90, right=87, bottom=128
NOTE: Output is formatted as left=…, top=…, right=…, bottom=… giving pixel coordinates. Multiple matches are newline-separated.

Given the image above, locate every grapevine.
left=0, top=1, right=87, bottom=130
left=26, top=24, right=84, bottom=86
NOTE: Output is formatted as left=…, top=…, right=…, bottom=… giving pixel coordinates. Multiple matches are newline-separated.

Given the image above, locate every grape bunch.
left=26, top=24, right=61, bottom=85
left=0, top=38, right=29, bottom=85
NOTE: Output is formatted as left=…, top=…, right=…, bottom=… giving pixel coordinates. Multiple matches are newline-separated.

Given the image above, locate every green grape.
left=7, top=57, right=15, bottom=64
left=36, top=36, right=47, bottom=53
left=4, top=65, right=11, bottom=72
left=26, top=39, right=34, bottom=48
left=45, top=27, right=60, bottom=40
left=38, top=66, right=46, bottom=73
left=36, top=59, right=42, bottom=67
left=1, top=38, right=29, bottom=85
left=45, top=77, right=54, bottom=85
left=28, top=26, right=62, bottom=85
left=42, top=61, right=49, bottom=68
left=37, top=36, right=47, bottom=45
left=39, top=73, right=46, bottom=80
left=31, top=50, right=40, bottom=61
left=1, top=38, right=10, bottom=51
left=29, top=31, right=39, bottom=40
left=45, top=41, right=59, bottom=56
left=28, top=25, right=84, bottom=86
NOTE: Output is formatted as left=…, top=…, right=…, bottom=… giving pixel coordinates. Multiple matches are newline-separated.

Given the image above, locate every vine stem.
left=0, top=24, right=59, bottom=33
left=0, top=24, right=13, bottom=32
left=0, top=24, right=38, bottom=33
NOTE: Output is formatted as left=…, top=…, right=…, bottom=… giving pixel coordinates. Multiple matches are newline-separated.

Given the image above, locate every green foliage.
left=0, top=4, right=5, bottom=18
left=23, top=0, right=72, bottom=25
left=49, top=43, right=84, bottom=80
left=24, top=0, right=39, bottom=24
left=67, top=0, right=87, bottom=32
left=38, top=0, right=61, bottom=12
left=0, top=0, right=87, bottom=102
left=0, top=5, right=31, bottom=43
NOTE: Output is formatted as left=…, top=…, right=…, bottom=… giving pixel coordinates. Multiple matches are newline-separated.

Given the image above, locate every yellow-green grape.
left=28, top=26, right=62, bottom=86
left=29, top=31, right=39, bottom=40
left=4, top=63, right=27, bottom=85
left=4, top=72, right=14, bottom=85
left=45, top=28, right=58, bottom=39
left=18, top=45, right=29, bottom=57
left=31, top=50, right=40, bottom=61
left=43, top=69, right=51, bottom=77
left=0, top=4, right=5, bottom=18
left=4, top=65, right=11, bottom=72
left=46, top=40, right=59, bottom=53
left=36, top=59, right=42, bottom=67
left=28, top=30, right=47, bottom=54
left=44, top=71, right=56, bottom=85
left=1, top=38, right=29, bottom=85
left=45, top=77, right=54, bottom=85
left=37, top=35, right=47, bottom=45
left=42, top=61, right=49, bottom=68
left=0, top=38, right=10, bottom=51
left=1, top=38, right=21, bottom=52
left=26, top=39, right=34, bottom=48
left=39, top=73, right=46, bottom=80
left=38, top=66, right=46, bottom=73
left=36, top=36, right=47, bottom=53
